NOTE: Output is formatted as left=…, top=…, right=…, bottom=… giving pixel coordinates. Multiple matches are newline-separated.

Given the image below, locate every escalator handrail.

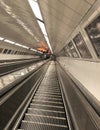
left=0, top=60, right=48, bottom=98
left=0, top=61, right=50, bottom=130
left=0, top=58, right=44, bottom=77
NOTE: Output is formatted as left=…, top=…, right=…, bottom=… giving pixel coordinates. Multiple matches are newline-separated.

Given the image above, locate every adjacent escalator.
left=0, top=58, right=43, bottom=76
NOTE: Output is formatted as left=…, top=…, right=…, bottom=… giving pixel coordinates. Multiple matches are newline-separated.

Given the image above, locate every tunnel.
left=0, top=0, right=100, bottom=130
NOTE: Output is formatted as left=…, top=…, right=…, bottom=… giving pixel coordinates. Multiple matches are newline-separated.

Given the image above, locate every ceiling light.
left=30, top=48, right=43, bottom=54
left=0, top=37, right=4, bottom=40
left=4, top=39, right=15, bottom=44
left=15, top=43, right=22, bottom=47
left=28, top=0, right=43, bottom=20
left=30, top=48, right=37, bottom=52
left=37, top=50, right=43, bottom=54
left=37, top=20, right=47, bottom=35
left=44, top=35, right=53, bottom=53
left=15, top=43, right=29, bottom=49
left=3, top=37, right=42, bottom=54
left=28, top=0, right=53, bottom=54
left=21, top=45, right=29, bottom=49
left=33, top=0, right=37, bottom=2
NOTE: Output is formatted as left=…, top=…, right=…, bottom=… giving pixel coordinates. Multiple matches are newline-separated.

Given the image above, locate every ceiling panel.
left=58, top=0, right=91, bottom=15
left=38, top=0, right=95, bottom=53
left=0, top=0, right=96, bottom=54
left=0, top=0, right=47, bottom=49
left=85, top=0, right=96, bottom=4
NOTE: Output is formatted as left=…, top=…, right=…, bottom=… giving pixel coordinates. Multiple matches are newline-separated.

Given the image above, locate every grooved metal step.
left=30, top=103, right=64, bottom=108
left=35, top=93, right=62, bottom=97
left=37, top=90, right=61, bottom=93
left=36, top=92, right=61, bottom=95
left=24, top=114, right=67, bottom=125
left=27, top=108, right=66, bottom=118
left=33, top=96, right=63, bottom=102
left=21, top=120, right=68, bottom=130
left=32, top=100, right=64, bottom=106
left=29, top=104, right=65, bottom=112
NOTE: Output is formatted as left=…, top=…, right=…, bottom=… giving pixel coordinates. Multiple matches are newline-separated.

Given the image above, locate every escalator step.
left=28, top=108, right=66, bottom=118
left=37, top=89, right=61, bottom=92
left=37, top=89, right=61, bottom=93
left=32, top=100, right=64, bottom=106
left=18, top=63, right=69, bottom=130
left=40, top=83, right=59, bottom=86
left=34, top=94, right=62, bottom=99
left=24, top=114, right=67, bottom=125
left=30, top=104, right=65, bottom=112
left=21, top=120, right=68, bottom=130
left=38, top=87, right=60, bottom=90
left=30, top=103, right=64, bottom=108
left=33, top=96, right=63, bottom=102
left=35, top=92, right=61, bottom=95
left=36, top=92, right=61, bottom=96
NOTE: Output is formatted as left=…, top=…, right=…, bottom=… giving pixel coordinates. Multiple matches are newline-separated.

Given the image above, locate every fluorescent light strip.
left=37, top=20, right=47, bottom=35
left=28, top=0, right=53, bottom=53
left=15, top=43, right=29, bottom=49
left=30, top=48, right=43, bottom=54
left=0, top=37, right=4, bottom=40
left=44, top=35, right=53, bottom=53
left=4, top=39, right=15, bottom=44
left=0, top=36, right=42, bottom=54
left=37, top=51, right=43, bottom=54
left=28, top=0, right=43, bottom=21
left=22, top=46, right=29, bottom=49
left=30, top=48, right=37, bottom=52
left=37, top=20, right=53, bottom=53
left=33, top=0, right=37, bottom=2
left=15, top=43, right=22, bottom=47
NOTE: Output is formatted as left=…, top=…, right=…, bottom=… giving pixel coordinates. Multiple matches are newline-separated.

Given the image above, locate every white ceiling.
left=38, top=0, right=96, bottom=53
left=0, top=0, right=96, bottom=54
left=0, top=0, right=47, bottom=49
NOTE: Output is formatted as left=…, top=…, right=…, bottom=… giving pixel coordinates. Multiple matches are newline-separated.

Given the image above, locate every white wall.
left=57, top=57, right=100, bottom=102
left=0, top=54, right=34, bottom=60
left=57, top=1, right=100, bottom=103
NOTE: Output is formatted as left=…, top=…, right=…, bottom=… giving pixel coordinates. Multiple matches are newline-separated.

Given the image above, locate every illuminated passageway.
left=0, top=0, right=100, bottom=130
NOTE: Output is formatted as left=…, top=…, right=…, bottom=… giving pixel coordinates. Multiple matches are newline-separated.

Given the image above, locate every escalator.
left=0, top=58, right=43, bottom=76
left=1, top=61, right=99, bottom=130
left=17, top=61, right=69, bottom=130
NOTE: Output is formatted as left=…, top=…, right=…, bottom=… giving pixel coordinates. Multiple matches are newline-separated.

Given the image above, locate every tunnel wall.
left=0, top=54, right=36, bottom=60
left=57, top=57, right=100, bottom=102
left=57, top=0, right=100, bottom=103
left=0, top=41, right=39, bottom=60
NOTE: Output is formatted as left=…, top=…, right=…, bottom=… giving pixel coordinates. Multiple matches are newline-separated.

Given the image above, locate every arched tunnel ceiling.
left=38, top=0, right=96, bottom=54
left=0, top=0, right=96, bottom=54
left=0, top=0, right=47, bottom=50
